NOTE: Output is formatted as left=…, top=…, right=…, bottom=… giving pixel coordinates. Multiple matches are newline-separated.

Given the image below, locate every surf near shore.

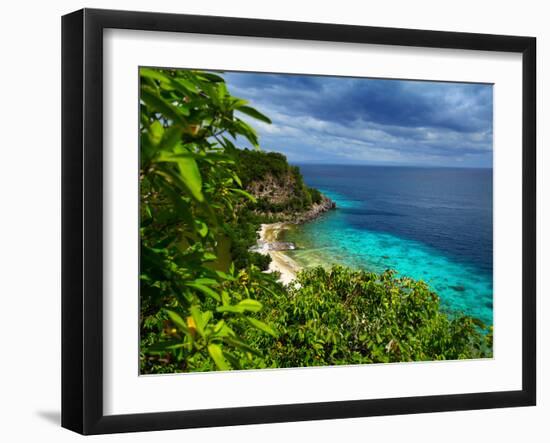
left=252, top=223, right=301, bottom=285
left=251, top=196, right=336, bottom=285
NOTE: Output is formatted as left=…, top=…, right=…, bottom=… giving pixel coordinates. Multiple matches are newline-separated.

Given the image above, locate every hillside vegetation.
left=228, top=149, right=334, bottom=271
left=139, top=67, right=492, bottom=374
left=236, top=149, right=323, bottom=211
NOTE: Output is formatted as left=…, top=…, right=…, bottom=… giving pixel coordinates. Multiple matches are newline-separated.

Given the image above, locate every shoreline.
left=255, top=223, right=301, bottom=285
left=252, top=195, right=336, bottom=285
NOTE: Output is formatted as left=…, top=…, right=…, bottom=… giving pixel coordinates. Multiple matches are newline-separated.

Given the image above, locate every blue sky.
left=222, top=71, right=493, bottom=168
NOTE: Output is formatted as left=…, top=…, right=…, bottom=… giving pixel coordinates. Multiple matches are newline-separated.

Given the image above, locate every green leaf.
left=165, top=310, right=189, bottom=334
left=207, top=343, right=230, bottom=371
left=223, top=336, right=263, bottom=356
left=146, top=339, right=185, bottom=353
left=246, top=317, right=278, bottom=338
left=236, top=105, right=272, bottom=124
left=231, top=172, right=242, bottom=187
left=189, top=306, right=209, bottom=338
left=215, top=271, right=236, bottom=282
left=213, top=320, right=226, bottom=333
left=191, top=307, right=212, bottom=329
left=237, top=299, right=263, bottom=312
left=140, top=68, right=173, bottom=87
left=159, top=126, right=184, bottom=152
left=229, top=188, right=256, bottom=202
left=194, top=278, right=219, bottom=286
left=221, top=136, right=237, bottom=152
left=215, top=82, right=229, bottom=101
left=216, top=298, right=263, bottom=314
left=221, top=290, right=231, bottom=306
left=156, top=179, right=195, bottom=227
left=217, top=299, right=262, bottom=314
left=140, top=133, right=155, bottom=163
left=177, top=156, right=203, bottom=201
left=212, top=321, right=236, bottom=339
left=230, top=98, right=249, bottom=109
left=186, top=283, right=221, bottom=302
left=172, top=78, right=198, bottom=94
left=157, top=151, right=200, bottom=161
left=158, top=153, right=204, bottom=202
left=215, top=305, right=241, bottom=314
left=199, top=72, right=225, bottom=83
left=141, top=86, right=189, bottom=124
left=222, top=351, right=242, bottom=370
left=233, top=119, right=259, bottom=148
left=148, top=120, right=164, bottom=146
left=203, top=252, right=217, bottom=261
left=195, top=220, right=209, bottom=238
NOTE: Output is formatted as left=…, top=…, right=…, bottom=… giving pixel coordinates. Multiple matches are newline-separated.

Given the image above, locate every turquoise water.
left=284, top=166, right=493, bottom=326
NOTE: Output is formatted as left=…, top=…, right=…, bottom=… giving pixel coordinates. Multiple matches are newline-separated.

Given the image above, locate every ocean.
left=283, top=164, right=493, bottom=326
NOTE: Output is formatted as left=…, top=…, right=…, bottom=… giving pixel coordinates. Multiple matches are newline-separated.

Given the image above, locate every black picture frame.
left=61, top=8, right=536, bottom=435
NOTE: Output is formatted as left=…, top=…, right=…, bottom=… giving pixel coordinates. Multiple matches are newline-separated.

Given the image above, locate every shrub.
left=244, top=266, right=492, bottom=367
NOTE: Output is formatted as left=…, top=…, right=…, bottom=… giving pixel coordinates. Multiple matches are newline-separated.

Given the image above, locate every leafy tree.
left=139, top=67, right=278, bottom=373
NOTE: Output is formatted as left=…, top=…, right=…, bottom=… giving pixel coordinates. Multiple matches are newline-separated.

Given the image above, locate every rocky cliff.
left=290, top=195, right=336, bottom=223
left=235, top=148, right=336, bottom=223
left=245, top=172, right=335, bottom=223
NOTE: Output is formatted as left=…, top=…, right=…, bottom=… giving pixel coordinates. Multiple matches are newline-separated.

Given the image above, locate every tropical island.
left=139, top=67, right=493, bottom=374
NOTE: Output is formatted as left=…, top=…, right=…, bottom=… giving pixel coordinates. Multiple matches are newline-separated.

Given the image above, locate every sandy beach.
left=255, top=223, right=301, bottom=285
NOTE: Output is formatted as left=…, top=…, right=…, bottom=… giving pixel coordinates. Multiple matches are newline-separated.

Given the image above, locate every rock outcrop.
left=235, top=148, right=336, bottom=224
left=290, top=195, right=336, bottom=224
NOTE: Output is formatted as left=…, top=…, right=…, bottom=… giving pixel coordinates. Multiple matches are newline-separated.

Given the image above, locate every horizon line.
left=290, top=162, right=493, bottom=170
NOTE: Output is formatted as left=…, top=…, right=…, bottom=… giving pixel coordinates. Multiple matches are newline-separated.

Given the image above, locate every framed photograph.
left=61, top=8, right=536, bottom=435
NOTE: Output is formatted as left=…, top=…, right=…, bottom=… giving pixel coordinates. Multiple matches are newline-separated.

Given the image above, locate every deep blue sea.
left=283, top=164, right=493, bottom=326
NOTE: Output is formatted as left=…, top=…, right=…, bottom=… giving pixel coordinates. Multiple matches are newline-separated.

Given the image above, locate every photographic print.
left=62, top=10, right=536, bottom=433
left=139, top=67, right=494, bottom=375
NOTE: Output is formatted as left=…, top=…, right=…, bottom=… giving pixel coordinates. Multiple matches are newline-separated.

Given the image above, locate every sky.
left=222, top=71, right=493, bottom=168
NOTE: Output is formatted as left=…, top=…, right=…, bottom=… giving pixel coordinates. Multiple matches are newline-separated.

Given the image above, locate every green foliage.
left=245, top=266, right=493, bottom=367
left=222, top=207, right=273, bottom=271
left=139, top=67, right=492, bottom=374
left=234, top=150, right=290, bottom=186
left=308, top=187, right=323, bottom=204
left=233, top=149, right=320, bottom=213
left=139, top=67, right=277, bottom=373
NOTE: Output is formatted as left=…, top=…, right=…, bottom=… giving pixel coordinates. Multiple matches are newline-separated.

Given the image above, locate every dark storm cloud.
left=222, top=71, right=493, bottom=167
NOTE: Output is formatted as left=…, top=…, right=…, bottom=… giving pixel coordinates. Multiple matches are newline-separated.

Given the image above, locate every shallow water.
left=283, top=165, right=493, bottom=326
